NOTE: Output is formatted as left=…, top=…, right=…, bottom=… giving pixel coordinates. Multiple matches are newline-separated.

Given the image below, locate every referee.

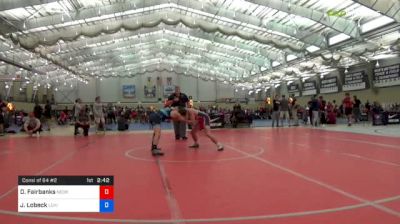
left=165, top=86, right=189, bottom=140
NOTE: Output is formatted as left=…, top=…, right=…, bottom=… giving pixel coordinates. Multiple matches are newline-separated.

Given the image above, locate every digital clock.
left=97, top=177, right=111, bottom=184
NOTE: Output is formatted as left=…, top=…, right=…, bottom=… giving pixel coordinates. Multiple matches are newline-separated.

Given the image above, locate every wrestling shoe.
left=189, top=143, right=199, bottom=148
left=151, top=148, right=164, bottom=156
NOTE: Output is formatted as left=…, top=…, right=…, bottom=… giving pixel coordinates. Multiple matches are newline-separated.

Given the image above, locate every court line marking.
left=0, top=195, right=400, bottom=223
left=289, top=142, right=400, bottom=168
left=261, top=135, right=400, bottom=167
left=308, top=125, right=400, bottom=138
left=226, top=144, right=400, bottom=218
left=301, top=128, right=400, bottom=149
left=156, top=158, right=185, bottom=224
left=339, top=153, right=400, bottom=167
left=0, top=141, right=93, bottom=202
left=321, top=136, right=400, bottom=150
left=124, top=144, right=264, bottom=163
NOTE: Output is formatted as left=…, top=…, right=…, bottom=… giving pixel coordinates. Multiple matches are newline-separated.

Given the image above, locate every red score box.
left=100, top=186, right=114, bottom=200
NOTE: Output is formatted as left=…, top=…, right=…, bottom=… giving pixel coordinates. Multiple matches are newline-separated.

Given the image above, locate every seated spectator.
left=24, top=112, right=42, bottom=137
left=58, top=110, right=68, bottom=125
left=118, top=112, right=129, bottom=131
left=74, top=107, right=90, bottom=136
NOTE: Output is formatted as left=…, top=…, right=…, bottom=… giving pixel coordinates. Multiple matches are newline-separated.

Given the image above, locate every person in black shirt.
left=43, top=100, right=52, bottom=131
left=0, top=99, right=6, bottom=136
left=353, top=95, right=361, bottom=123
left=165, top=86, right=189, bottom=140
left=272, top=95, right=280, bottom=127
left=33, top=102, right=43, bottom=120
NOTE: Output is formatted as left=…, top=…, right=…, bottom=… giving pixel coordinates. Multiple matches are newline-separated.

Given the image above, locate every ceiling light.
left=345, top=68, right=348, bottom=74
left=375, top=60, right=380, bottom=67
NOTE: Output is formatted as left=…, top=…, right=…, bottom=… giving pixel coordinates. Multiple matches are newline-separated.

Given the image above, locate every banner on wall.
left=343, top=70, right=368, bottom=91
left=287, top=82, right=300, bottom=97
left=373, top=64, right=400, bottom=87
left=163, top=85, right=175, bottom=98
left=163, top=77, right=175, bottom=97
left=302, top=80, right=317, bottom=96
left=122, top=85, right=135, bottom=98
left=320, top=76, right=339, bottom=93
left=144, top=77, right=156, bottom=98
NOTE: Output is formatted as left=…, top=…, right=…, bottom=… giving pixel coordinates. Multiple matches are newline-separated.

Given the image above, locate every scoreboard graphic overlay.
left=18, top=176, right=114, bottom=213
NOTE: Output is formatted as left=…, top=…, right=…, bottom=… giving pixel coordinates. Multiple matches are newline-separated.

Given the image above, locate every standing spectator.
left=166, top=86, right=189, bottom=140
left=272, top=95, right=280, bottom=127
left=365, top=100, right=371, bottom=120
left=319, top=96, right=327, bottom=125
left=33, top=102, right=43, bottom=120
left=74, top=106, right=90, bottom=137
left=93, top=96, right=105, bottom=132
left=24, top=112, right=42, bottom=137
left=43, top=100, right=52, bottom=131
left=310, top=95, right=320, bottom=127
left=353, top=95, right=361, bottom=123
left=280, top=95, right=290, bottom=127
left=0, top=99, right=6, bottom=136
left=342, top=93, right=353, bottom=126
left=74, top=99, right=82, bottom=122
left=326, top=101, right=336, bottom=124
left=291, top=98, right=299, bottom=126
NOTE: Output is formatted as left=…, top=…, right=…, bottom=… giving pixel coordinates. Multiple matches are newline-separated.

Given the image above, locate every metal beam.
left=58, top=39, right=256, bottom=73
left=248, top=0, right=361, bottom=39
left=0, top=0, right=58, bottom=11
left=12, top=1, right=320, bottom=47
left=31, top=24, right=288, bottom=63
left=354, top=0, right=400, bottom=23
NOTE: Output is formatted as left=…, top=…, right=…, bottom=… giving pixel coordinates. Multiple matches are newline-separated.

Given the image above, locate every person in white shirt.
left=24, top=112, right=41, bottom=137
left=93, top=96, right=105, bottom=132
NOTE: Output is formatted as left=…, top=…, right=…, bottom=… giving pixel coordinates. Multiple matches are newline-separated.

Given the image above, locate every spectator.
left=280, top=95, right=290, bottom=126
left=93, top=96, right=105, bottom=132
left=310, top=95, right=320, bottom=127
left=291, top=98, right=299, bottom=126
left=73, top=98, right=82, bottom=122
left=74, top=106, right=90, bottom=136
left=272, top=95, right=280, bottom=127
left=58, top=110, right=68, bottom=125
left=353, top=95, right=361, bottom=123
left=365, top=100, right=371, bottom=120
left=166, top=86, right=189, bottom=140
left=326, top=102, right=336, bottom=124
left=24, top=112, right=42, bottom=137
left=342, top=93, right=353, bottom=126
left=33, top=102, right=43, bottom=120
left=43, top=100, right=52, bottom=131
left=319, top=96, right=327, bottom=125
left=0, top=100, right=6, bottom=136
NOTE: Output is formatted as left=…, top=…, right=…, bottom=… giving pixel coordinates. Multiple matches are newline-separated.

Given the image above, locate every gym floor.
left=0, top=125, right=399, bottom=223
